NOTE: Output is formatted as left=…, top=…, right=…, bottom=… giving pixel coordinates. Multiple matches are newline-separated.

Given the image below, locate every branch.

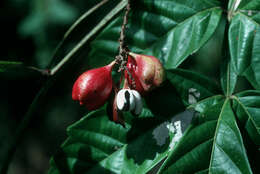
left=116, top=0, right=131, bottom=71
left=50, top=0, right=127, bottom=75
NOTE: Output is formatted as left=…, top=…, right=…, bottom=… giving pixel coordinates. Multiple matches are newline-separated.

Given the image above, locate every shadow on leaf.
left=145, top=80, right=185, bottom=119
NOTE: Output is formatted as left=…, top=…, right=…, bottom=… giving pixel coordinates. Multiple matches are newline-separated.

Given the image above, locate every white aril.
left=131, top=90, right=143, bottom=115
left=116, top=89, right=135, bottom=111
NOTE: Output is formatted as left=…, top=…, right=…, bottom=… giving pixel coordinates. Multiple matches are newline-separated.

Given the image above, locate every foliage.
left=1, top=0, right=260, bottom=174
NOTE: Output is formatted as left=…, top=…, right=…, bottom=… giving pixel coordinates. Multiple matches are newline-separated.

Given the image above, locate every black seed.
left=123, top=91, right=130, bottom=111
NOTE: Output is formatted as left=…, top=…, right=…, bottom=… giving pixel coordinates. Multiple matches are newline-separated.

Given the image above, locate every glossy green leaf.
left=208, top=100, right=252, bottom=174
left=158, top=99, right=224, bottom=174
left=167, top=69, right=221, bottom=106
left=237, top=0, right=260, bottom=11
left=229, top=13, right=258, bottom=74
left=87, top=0, right=222, bottom=69
left=49, top=107, right=174, bottom=174
left=159, top=99, right=252, bottom=174
left=233, top=90, right=260, bottom=146
left=188, top=95, right=225, bottom=113
left=220, top=59, right=238, bottom=96
left=228, top=2, right=260, bottom=89
left=49, top=108, right=127, bottom=173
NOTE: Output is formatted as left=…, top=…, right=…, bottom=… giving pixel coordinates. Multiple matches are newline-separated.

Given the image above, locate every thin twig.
left=50, top=0, right=127, bottom=75
left=48, top=0, right=109, bottom=70
left=27, top=66, right=50, bottom=76
left=116, top=0, right=131, bottom=69
left=116, top=0, right=136, bottom=88
left=64, top=0, right=109, bottom=39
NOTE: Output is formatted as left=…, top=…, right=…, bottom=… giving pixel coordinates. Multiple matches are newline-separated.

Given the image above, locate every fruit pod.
left=112, top=92, right=125, bottom=126
left=125, top=56, right=145, bottom=95
left=72, top=62, right=115, bottom=110
left=125, top=52, right=165, bottom=94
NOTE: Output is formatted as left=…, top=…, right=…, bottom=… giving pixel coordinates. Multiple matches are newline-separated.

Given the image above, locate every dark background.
left=0, top=1, right=96, bottom=173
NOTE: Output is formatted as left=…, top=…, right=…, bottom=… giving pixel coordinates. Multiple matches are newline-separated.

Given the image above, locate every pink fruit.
left=125, top=52, right=165, bottom=94
left=72, top=62, right=115, bottom=110
left=112, top=91, right=125, bottom=126
left=125, top=56, right=145, bottom=94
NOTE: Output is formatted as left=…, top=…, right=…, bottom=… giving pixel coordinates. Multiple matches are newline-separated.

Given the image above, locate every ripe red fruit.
left=125, top=56, right=145, bottom=94
left=112, top=91, right=125, bottom=126
left=72, top=62, right=115, bottom=110
left=125, top=52, right=165, bottom=94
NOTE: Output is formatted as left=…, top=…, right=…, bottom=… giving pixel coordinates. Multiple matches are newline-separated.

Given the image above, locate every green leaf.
left=158, top=99, right=224, bottom=174
left=229, top=13, right=258, bottom=74
left=0, top=61, right=23, bottom=72
left=0, top=61, right=43, bottom=79
left=87, top=0, right=222, bottom=69
left=237, top=0, right=260, bottom=11
left=159, top=99, right=253, bottom=174
left=144, top=80, right=185, bottom=118
left=188, top=95, right=225, bottom=113
left=49, top=107, right=174, bottom=174
left=228, top=1, right=260, bottom=89
left=233, top=90, right=260, bottom=146
left=208, top=99, right=252, bottom=174
left=167, top=69, right=221, bottom=106
left=220, top=59, right=238, bottom=96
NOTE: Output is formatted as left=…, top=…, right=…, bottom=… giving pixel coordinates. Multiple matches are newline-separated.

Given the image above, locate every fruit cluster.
left=72, top=52, right=165, bottom=124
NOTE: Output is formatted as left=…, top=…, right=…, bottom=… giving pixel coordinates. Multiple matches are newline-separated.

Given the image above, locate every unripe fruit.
left=72, top=62, right=114, bottom=110
left=125, top=52, right=165, bottom=94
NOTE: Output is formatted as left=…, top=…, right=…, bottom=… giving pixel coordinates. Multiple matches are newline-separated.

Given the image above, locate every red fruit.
left=112, top=92, right=125, bottom=126
left=125, top=56, right=145, bottom=94
left=125, top=52, right=165, bottom=94
left=72, top=62, right=115, bottom=110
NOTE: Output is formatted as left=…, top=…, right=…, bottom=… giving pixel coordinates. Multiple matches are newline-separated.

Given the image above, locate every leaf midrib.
left=143, top=7, right=221, bottom=56
left=215, top=143, right=243, bottom=174
left=237, top=11, right=260, bottom=27
left=208, top=98, right=229, bottom=173
left=168, top=70, right=220, bottom=97
left=167, top=137, right=214, bottom=173
left=233, top=96, right=260, bottom=132
left=69, top=129, right=125, bottom=146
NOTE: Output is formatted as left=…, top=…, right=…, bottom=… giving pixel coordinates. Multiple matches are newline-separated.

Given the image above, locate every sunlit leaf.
left=87, top=0, right=222, bottom=69
left=159, top=99, right=252, bottom=174
left=49, top=106, right=179, bottom=174
left=228, top=1, right=260, bottom=89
